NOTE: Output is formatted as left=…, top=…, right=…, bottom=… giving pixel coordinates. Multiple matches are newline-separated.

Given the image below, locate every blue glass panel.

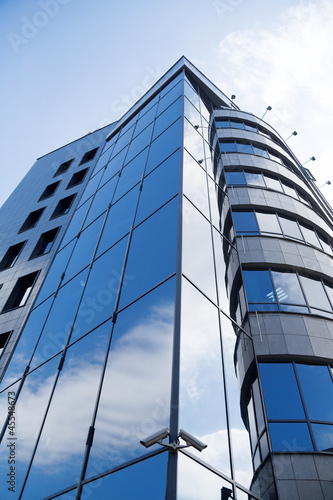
left=60, top=202, right=89, bottom=249
left=215, top=120, right=229, bottom=128
left=110, top=125, right=134, bottom=159
left=225, top=171, right=246, bottom=185
left=299, top=276, right=332, bottom=312
left=219, top=142, right=237, bottom=153
left=184, top=98, right=201, bottom=129
left=312, top=423, right=333, bottom=451
left=182, top=151, right=209, bottom=219
left=113, top=148, right=148, bottom=202
left=134, top=103, right=157, bottom=137
left=271, top=271, right=306, bottom=305
left=136, top=150, right=180, bottom=225
left=126, top=123, right=153, bottom=164
left=83, top=176, right=118, bottom=227
left=31, top=269, right=89, bottom=368
left=184, top=78, right=200, bottom=108
left=119, top=197, right=178, bottom=309
left=248, top=303, right=279, bottom=312
left=102, top=148, right=127, bottom=186
left=85, top=278, right=175, bottom=476
left=244, top=123, right=258, bottom=132
left=0, top=356, right=60, bottom=500
left=65, top=214, right=104, bottom=281
left=259, top=363, right=305, bottom=419
left=79, top=168, right=104, bottom=206
left=236, top=143, right=253, bottom=154
left=0, top=297, right=53, bottom=391
left=269, top=422, right=313, bottom=451
left=157, top=80, right=182, bottom=115
left=20, top=323, right=111, bottom=499
left=296, top=364, right=333, bottom=421
left=253, top=145, right=269, bottom=158
left=35, top=240, right=76, bottom=306
left=230, top=120, right=245, bottom=129
left=145, top=118, right=182, bottom=175
left=153, top=96, right=182, bottom=140
left=72, top=237, right=128, bottom=339
left=243, top=270, right=276, bottom=303
left=96, top=186, right=139, bottom=258
left=244, top=172, right=265, bottom=187
left=84, top=452, right=168, bottom=499
left=233, top=211, right=258, bottom=235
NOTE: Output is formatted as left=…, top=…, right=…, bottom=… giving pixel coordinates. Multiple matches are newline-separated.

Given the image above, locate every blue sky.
left=1, top=0, right=333, bottom=207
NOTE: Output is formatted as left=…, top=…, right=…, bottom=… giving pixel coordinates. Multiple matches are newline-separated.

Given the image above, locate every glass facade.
left=0, top=58, right=332, bottom=500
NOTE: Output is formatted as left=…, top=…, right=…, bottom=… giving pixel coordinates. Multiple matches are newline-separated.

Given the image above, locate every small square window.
left=19, top=208, right=45, bottom=232
left=0, top=331, right=11, bottom=356
left=2, top=271, right=39, bottom=312
left=50, top=194, right=76, bottom=219
left=38, top=181, right=60, bottom=201
left=66, top=168, right=88, bottom=189
left=0, top=241, right=26, bottom=271
left=53, top=159, right=74, bottom=177
left=30, top=227, right=60, bottom=259
left=79, top=148, right=98, bottom=165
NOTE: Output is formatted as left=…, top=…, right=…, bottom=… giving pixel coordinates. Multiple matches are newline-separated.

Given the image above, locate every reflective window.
left=259, top=361, right=333, bottom=453
left=153, top=96, right=182, bottom=140
left=19, top=207, right=45, bottom=232
left=30, top=228, right=59, bottom=258
left=83, top=176, right=118, bottom=227
left=113, top=148, right=148, bottom=202
left=50, top=194, right=76, bottom=219
left=255, top=212, right=281, bottom=234
left=271, top=271, right=305, bottom=306
left=125, top=123, right=153, bottom=164
left=299, top=275, right=332, bottom=312
left=79, top=168, right=104, bottom=207
left=259, top=363, right=305, bottom=419
left=265, top=175, right=282, bottom=191
left=233, top=211, right=258, bottom=235
left=269, top=423, right=313, bottom=452
left=219, top=141, right=238, bottom=153
left=0, top=241, right=26, bottom=270
left=145, top=118, right=182, bottom=175
left=225, top=171, right=245, bottom=185
left=38, top=181, right=60, bottom=201
left=134, top=102, right=158, bottom=137
left=119, top=197, right=178, bottom=309
left=244, top=172, right=265, bottom=187
left=242, top=270, right=276, bottom=305
left=2, top=271, right=39, bottom=312
left=157, top=79, right=182, bottom=115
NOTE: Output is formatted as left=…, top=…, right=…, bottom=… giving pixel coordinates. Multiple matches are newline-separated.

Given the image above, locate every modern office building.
left=0, top=57, right=332, bottom=500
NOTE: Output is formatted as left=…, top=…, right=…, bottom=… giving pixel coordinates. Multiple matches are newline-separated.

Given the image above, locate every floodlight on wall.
left=221, top=486, right=233, bottom=500
left=302, top=156, right=316, bottom=165
left=140, top=428, right=207, bottom=452
left=231, top=95, right=236, bottom=100
left=261, top=106, right=272, bottom=120
left=319, top=180, right=331, bottom=188
left=285, top=131, right=298, bottom=141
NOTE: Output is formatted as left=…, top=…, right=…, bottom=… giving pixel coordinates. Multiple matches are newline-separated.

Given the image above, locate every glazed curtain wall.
left=0, top=72, right=258, bottom=500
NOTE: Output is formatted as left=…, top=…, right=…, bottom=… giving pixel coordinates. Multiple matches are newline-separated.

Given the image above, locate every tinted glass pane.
left=256, top=212, right=281, bottom=234
left=269, top=423, right=313, bottom=451
left=219, top=142, right=237, bottom=153
left=60, top=202, right=89, bottom=248
left=145, top=118, right=182, bottom=174
left=85, top=279, right=175, bottom=476
left=72, top=237, right=128, bottom=339
left=236, top=143, right=253, bottom=154
left=102, top=148, right=127, bottom=185
left=184, top=78, right=200, bottom=109
left=279, top=216, right=303, bottom=240
left=300, top=224, right=320, bottom=247
left=324, top=283, right=333, bottom=308
left=233, top=211, right=258, bottom=235
left=183, top=151, right=209, bottom=219
left=96, top=186, right=139, bottom=258
left=215, top=120, right=229, bottom=128
left=299, top=276, right=331, bottom=311
left=312, top=423, right=333, bottom=451
left=153, top=96, right=182, bottom=139
left=265, top=176, right=282, bottom=192
left=253, top=146, right=269, bottom=158
left=259, top=363, right=305, bottom=419
left=243, top=270, right=275, bottom=303
left=244, top=123, right=257, bottom=132
left=296, top=364, right=333, bottom=421
left=20, top=324, right=111, bottom=499
left=110, top=126, right=133, bottom=158
left=282, top=182, right=297, bottom=198
left=119, top=197, right=178, bottom=309
left=84, top=452, right=168, bottom=499
left=184, top=97, right=201, bottom=127
left=136, top=150, right=180, bottom=224
left=318, top=234, right=332, bottom=254
left=157, top=79, right=182, bottom=115
left=229, top=120, right=244, bottom=129
left=84, top=176, right=118, bottom=227
left=244, top=172, right=265, bottom=187
left=113, top=148, right=148, bottom=201
left=225, top=171, right=246, bottom=185
left=134, top=102, right=157, bottom=137
left=125, top=123, right=153, bottom=164
left=271, top=271, right=305, bottom=305
left=79, top=168, right=104, bottom=206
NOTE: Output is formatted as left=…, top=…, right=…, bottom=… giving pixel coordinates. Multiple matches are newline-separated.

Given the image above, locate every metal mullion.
left=293, top=362, right=317, bottom=451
